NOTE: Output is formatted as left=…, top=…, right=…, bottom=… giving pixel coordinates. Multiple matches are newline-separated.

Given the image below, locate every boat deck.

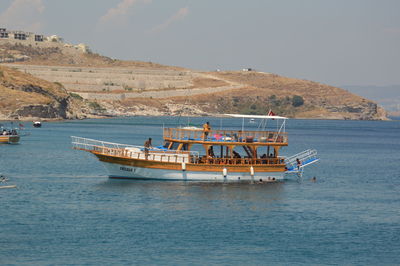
left=163, top=128, right=288, bottom=145
left=71, top=136, right=285, bottom=166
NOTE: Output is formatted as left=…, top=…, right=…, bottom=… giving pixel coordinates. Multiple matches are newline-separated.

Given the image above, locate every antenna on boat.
left=258, top=117, right=268, bottom=131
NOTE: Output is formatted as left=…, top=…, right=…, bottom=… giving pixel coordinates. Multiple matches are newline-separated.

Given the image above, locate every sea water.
left=0, top=117, right=399, bottom=265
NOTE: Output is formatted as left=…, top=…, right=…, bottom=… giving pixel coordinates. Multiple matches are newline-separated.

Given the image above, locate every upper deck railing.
left=71, top=136, right=199, bottom=163
left=163, top=128, right=288, bottom=144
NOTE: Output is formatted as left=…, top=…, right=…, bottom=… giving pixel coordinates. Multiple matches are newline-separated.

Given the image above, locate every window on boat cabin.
left=181, top=143, right=188, bottom=151
left=163, top=141, right=170, bottom=149
left=170, top=142, right=180, bottom=150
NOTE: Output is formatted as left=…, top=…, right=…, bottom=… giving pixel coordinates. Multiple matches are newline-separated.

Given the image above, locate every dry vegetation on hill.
left=0, top=65, right=99, bottom=120
left=0, top=40, right=388, bottom=120
left=205, top=71, right=387, bottom=119
left=0, top=43, right=182, bottom=70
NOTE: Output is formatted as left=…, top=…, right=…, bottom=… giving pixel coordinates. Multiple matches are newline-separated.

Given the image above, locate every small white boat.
left=0, top=185, right=17, bottom=189
left=33, top=121, right=42, bottom=128
left=0, top=175, right=16, bottom=189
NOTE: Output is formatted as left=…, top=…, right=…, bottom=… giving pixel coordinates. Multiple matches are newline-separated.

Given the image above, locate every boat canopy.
left=224, top=114, right=288, bottom=120
left=223, top=113, right=287, bottom=133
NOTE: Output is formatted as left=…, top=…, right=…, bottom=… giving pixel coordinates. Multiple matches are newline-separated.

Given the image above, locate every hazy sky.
left=1, top=0, right=399, bottom=87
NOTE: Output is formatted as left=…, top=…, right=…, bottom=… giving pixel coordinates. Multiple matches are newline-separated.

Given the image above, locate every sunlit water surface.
left=1, top=117, right=399, bottom=265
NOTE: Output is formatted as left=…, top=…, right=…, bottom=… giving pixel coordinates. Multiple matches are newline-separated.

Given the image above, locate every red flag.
left=267, top=110, right=275, bottom=116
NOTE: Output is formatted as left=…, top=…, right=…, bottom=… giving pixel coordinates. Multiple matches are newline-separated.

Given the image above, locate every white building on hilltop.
left=0, top=27, right=91, bottom=54
left=47, top=35, right=64, bottom=43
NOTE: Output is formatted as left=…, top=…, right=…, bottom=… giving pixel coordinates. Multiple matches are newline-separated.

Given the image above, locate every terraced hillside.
left=0, top=41, right=388, bottom=120
left=5, top=64, right=235, bottom=101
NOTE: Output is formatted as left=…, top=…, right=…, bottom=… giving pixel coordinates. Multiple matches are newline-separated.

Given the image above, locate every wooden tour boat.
left=0, top=128, right=20, bottom=144
left=72, top=114, right=318, bottom=181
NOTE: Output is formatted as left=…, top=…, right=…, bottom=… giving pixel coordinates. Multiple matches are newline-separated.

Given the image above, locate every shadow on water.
left=97, top=178, right=286, bottom=191
left=95, top=178, right=286, bottom=209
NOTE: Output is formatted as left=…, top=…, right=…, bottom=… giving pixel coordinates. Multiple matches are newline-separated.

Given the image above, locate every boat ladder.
left=284, top=149, right=319, bottom=177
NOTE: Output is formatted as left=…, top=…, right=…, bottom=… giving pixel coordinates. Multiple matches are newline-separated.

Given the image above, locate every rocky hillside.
left=200, top=72, right=388, bottom=120
left=0, top=41, right=388, bottom=120
left=0, top=65, right=100, bottom=121
left=107, top=72, right=387, bottom=120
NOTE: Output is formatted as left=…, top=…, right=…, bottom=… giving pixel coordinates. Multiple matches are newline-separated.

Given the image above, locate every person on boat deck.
left=208, top=146, right=215, bottom=157
left=144, top=138, right=152, bottom=158
left=203, top=122, right=211, bottom=139
left=260, top=153, right=267, bottom=164
left=296, top=158, right=302, bottom=169
left=233, top=150, right=241, bottom=158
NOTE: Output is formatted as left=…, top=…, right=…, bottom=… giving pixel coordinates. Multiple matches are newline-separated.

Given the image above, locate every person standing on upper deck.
left=203, top=122, right=211, bottom=140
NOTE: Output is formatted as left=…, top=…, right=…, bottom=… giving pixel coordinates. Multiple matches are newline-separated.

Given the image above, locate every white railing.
left=71, top=136, right=199, bottom=164
left=284, top=149, right=319, bottom=172
left=71, top=136, right=141, bottom=150
left=163, top=128, right=288, bottom=144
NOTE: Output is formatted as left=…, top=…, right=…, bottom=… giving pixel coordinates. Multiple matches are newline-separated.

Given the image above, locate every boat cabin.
left=162, top=114, right=288, bottom=166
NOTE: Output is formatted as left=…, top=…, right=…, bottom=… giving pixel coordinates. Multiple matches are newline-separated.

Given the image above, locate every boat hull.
left=101, top=160, right=284, bottom=181
left=0, top=135, right=20, bottom=144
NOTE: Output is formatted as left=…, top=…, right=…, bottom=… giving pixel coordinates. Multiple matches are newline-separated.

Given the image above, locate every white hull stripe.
left=102, top=161, right=284, bottom=181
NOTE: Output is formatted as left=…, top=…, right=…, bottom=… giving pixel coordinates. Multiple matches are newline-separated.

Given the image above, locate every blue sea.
left=1, top=117, right=399, bottom=265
